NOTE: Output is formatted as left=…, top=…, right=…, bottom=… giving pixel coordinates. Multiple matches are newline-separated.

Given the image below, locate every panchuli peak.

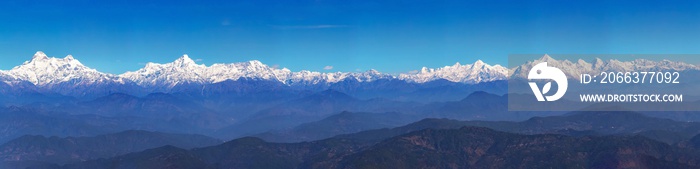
left=32, top=51, right=49, bottom=60
left=248, top=60, right=264, bottom=67
left=173, top=54, right=196, bottom=66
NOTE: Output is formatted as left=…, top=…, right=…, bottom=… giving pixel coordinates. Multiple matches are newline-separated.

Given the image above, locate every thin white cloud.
left=195, top=58, right=203, bottom=62
left=272, top=25, right=348, bottom=30
left=323, top=66, right=334, bottom=70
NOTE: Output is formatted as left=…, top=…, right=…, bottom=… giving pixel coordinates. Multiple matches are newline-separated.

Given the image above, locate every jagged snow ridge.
left=120, top=55, right=209, bottom=88
left=121, top=55, right=405, bottom=88
left=5, top=51, right=125, bottom=86
left=120, top=54, right=508, bottom=88
left=398, top=60, right=508, bottom=83
left=4, top=52, right=697, bottom=90
left=509, top=54, right=700, bottom=80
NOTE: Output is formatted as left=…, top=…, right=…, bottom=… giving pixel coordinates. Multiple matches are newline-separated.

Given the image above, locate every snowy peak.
left=509, top=55, right=700, bottom=80
left=32, top=51, right=48, bottom=60
left=247, top=60, right=264, bottom=67
left=2, top=51, right=515, bottom=92
left=64, top=55, right=75, bottom=60
left=173, top=54, right=197, bottom=67
left=398, top=60, right=509, bottom=83
left=7, top=51, right=117, bottom=86
left=345, top=69, right=393, bottom=82
left=122, top=54, right=295, bottom=89
left=24, top=52, right=83, bottom=67
left=120, top=54, right=208, bottom=88
left=538, top=54, right=555, bottom=62
left=10, top=51, right=700, bottom=97
left=593, top=57, right=604, bottom=68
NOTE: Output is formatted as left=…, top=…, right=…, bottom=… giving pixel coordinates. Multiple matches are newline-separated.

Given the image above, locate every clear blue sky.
left=1, top=0, right=699, bottom=74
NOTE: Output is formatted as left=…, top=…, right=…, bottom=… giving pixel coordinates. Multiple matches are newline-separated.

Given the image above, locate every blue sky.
left=1, top=0, right=699, bottom=74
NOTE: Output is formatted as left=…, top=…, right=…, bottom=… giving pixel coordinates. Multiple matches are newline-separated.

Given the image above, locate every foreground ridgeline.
left=4, top=111, right=700, bottom=168
left=55, top=127, right=700, bottom=169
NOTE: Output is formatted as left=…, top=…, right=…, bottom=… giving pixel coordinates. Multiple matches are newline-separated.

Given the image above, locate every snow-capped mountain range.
left=509, top=54, right=700, bottom=80
left=3, top=52, right=127, bottom=86
left=399, top=60, right=508, bottom=83
left=120, top=54, right=505, bottom=88
left=119, top=55, right=399, bottom=89
left=1, top=51, right=508, bottom=90
left=0, top=52, right=696, bottom=97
